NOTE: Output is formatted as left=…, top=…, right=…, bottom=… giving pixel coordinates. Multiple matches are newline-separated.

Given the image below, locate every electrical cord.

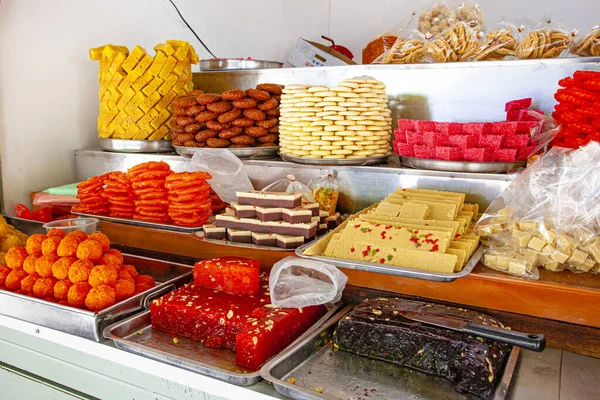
left=167, top=0, right=216, bottom=58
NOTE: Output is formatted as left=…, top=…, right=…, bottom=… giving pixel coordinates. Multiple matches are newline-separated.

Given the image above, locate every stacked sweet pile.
left=0, top=231, right=155, bottom=311
left=207, top=191, right=341, bottom=249
left=311, top=188, right=481, bottom=273
left=394, top=98, right=542, bottom=162
left=150, top=256, right=326, bottom=370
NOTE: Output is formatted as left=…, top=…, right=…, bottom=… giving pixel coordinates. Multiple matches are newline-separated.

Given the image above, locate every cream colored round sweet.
left=311, top=120, right=334, bottom=126
left=339, top=111, right=360, bottom=116
left=322, top=135, right=343, bottom=141
left=347, top=125, right=367, bottom=131
left=338, top=92, right=360, bottom=98
left=300, top=116, right=321, bottom=122
left=307, top=86, right=329, bottom=92
left=323, top=96, right=345, bottom=103
left=330, top=86, right=352, bottom=92
left=312, top=140, right=332, bottom=146
left=338, top=81, right=360, bottom=88
left=316, top=111, right=337, bottom=117
left=310, top=150, right=331, bottom=156
left=335, top=130, right=356, bottom=136
left=302, top=126, right=324, bottom=132
left=348, top=107, right=368, bottom=112
left=332, top=149, right=354, bottom=155
left=320, top=145, right=342, bottom=151
left=346, top=145, right=364, bottom=151
left=314, top=102, right=337, bottom=107
left=314, top=91, right=337, bottom=97
left=299, top=107, right=323, bottom=113
left=322, top=115, right=344, bottom=121
left=339, top=102, right=360, bottom=107
left=323, top=106, right=346, bottom=112
left=334, top=120, right=357, bottom=126
left=324, top=125, right=345, bottom=132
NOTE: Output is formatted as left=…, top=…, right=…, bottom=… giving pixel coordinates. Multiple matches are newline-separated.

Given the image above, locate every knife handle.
left=462, top=323, right=546, bottom=352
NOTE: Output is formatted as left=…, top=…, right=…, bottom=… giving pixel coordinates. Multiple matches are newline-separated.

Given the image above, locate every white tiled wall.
left=0, top=0, right=596, bottom=212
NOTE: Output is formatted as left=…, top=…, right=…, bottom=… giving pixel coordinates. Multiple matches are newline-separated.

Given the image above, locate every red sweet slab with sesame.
left=414, top=145, right=436, bottom=159
left=398, top=119, right=417, bottom=130
left=394, top=129, right=407, bottom=143
left=516, top=121, right=539, bottom=134
left=492, top=121, right=518, bottom=135
left=193, top=257, right=260, bottom=296
left=494, top=148, right=519, bottom=162
left=395, top=142, right=415, bottom=157
left=478, top=135, right=505, bottom=149
left=503, top=134, right=530, bottom=150
left=505, top=98, right=532, bottom=111
left=463, top=122, right=492, bottom=136
left=448, top=134, right=478, bottom=148
left=416, top=120, right=436, bottom=132
left=435, top=147, right=463, bottom=160
left=424, top=131, right=449, bottom=146
left=406, top=131, right=424, bottom=145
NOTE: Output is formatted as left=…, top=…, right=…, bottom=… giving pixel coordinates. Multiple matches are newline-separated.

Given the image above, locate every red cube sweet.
left=435, top=122, right=450, bottom=134
left=518, top=146, right=536, bottom=161
left=448, top=122, right=464, bottom=135
left=448, top=135, right=478, bottom=148
left=507, top=109, right=544, bottom=121
left=194, top=257, right=260, bottom=296
left=414, top=145, right=436, bottom=159
left=516, top=121, right=540, bottom=135
left=423, top=131, right=449, bottom=146
left=494, top=148, right=518, bottom=162
left=406, top=131, right=423, bottom=145
left=478, top=135, right=505, bottom=149
left=505, top=98, right=532, bottom=111
left=463, top=122, right=492, bottom=135
left=416, top=120, right=436, bottom=132
left=504, top=134, right=531, bottom=149
left=398, top=119, right=417, bottom=131
left=492, top=122, right=518, bottom=136
left=435, top=147, right=463, bottom=160
left=464, top=148, right=494, bottom=162
left=395, top=142, right=415, bottom=157
left=394, top=129, right=407, bottom=143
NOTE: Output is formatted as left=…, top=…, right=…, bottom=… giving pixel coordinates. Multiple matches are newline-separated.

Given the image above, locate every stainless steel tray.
left=100, top=139, right=174, bottom=153
left=401, top=156, right=526, bottom=173
left=261, top=306, right=520, bottom=400
left=5, top=216, right=47, bottom=235
left=0, top=254, right=192, bottom=341
left=72, top=211, right=204, bottom=233
left=198, top=59, right=283, bottom=71
left=175, top=145, right=279, bottom=159
left=104, top=302, right=343, bottom=386
left=281, top=154, right=388, bottom=166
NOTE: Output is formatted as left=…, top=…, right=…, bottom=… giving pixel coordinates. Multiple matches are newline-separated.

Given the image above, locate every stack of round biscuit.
left=278, top=78, right=392, bottom=160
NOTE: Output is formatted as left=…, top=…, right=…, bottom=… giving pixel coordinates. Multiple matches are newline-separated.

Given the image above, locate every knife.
left=398, top=310, right=546, bottom=352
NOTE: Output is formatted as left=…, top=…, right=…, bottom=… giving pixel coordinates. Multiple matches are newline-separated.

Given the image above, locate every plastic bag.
left=191, top=149, right=253, bottom=204
left=269, top=256, right=348, bottom=308
left=471, top=23, right=518, bottom=61
left=261, top=174, right=315, bottom=203
left=425, top=21, right=481, bottom=63
left=308, top=171, right=339, bottom=215
left=362, top=14, right=415, bottom=64
left=572, top=25, right=600, bottom=57
left=513, top=18, right=575, bottom=59
left=475, top=141, right=600, bottom=280
left=418, top=1, right=484, bottom=36
left=373, top=30, right=427, bottom=64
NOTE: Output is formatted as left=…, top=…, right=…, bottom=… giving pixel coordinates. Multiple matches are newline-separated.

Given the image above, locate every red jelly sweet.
left=193, top=256, right=260, bottom=296
left=505, top=98, right=532, bottom=111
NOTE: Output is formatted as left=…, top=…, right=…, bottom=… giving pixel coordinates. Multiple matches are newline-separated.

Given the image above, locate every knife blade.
left=398, top=310, right=545, bottom=352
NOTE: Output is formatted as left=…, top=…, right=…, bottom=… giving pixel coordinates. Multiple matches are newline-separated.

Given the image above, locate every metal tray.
left=5, top=216, right=47, bottom=235
left=198, top=59, right=284, bottom=71
left=281, top=154, right=388, bottom=166
left=100, top=139, right=174, bottom=153
left=72, top=211, right=204, bottom=233
left=104, top=302, right=343, bottom=386
left=0, top=254, right=192, bottom=341
left=175, top=145, right=279, bottom=159
left=261, top=306, right=520, bottom=400
left=401, top=156, right=526, bottom=173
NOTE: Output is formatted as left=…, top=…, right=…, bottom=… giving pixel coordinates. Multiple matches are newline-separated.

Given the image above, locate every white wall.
left=0, top=0, right=596, bottom=214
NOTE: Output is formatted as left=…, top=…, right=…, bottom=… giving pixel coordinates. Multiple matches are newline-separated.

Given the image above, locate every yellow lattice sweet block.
left=90, top=40, right=197, bottom=140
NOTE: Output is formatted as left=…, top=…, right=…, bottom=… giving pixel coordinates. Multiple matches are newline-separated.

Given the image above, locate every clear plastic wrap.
left=308, top=171, right=339, bottom=215
left=261, top=174, right=315, bottom=203
left=362, top=15, right=415, bottom=64
left=269, top=256, right=347, bottom=308
left=425, top=21, right=481, bottom=63
left=418, top=1, right=484, bottom=36
left=514, top=18, right=575, bottom=59
left=572, top=25, right=600, bottom=57
left=475, top=141, right=600, bottom=279
left=471, top=23, right=518, bottom=61
left=373, top=30, right=427, bottom=64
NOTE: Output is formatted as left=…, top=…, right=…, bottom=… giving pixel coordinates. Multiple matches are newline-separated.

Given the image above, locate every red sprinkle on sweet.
left=354, top=224, right=361, bottom=229
left=414, top=230, right=419, bottom=234
left=430, top=244, right=440, bottom=252
left=425, top=233, right=433, bottom=238
left=350, top=248, right=355, bottom=253
left=367, top=246, right=371, bottom=251
left=379, top=258, right=386, bottom=264
left=367, top=229, right=372, bottom=233
left=375, top=224, right=381, bottom=227
left=455, top=234, right=461, bottom=238
left=385, top=225, right=392, bottom=229
left=375, top=248, right=380, bottom=253
left=410, top=237, right=419, bottom=243
left=362, top=249, right=369, bottom=257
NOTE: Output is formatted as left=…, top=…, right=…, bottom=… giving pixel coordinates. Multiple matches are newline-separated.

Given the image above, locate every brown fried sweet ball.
left=54, top=279, right=73, bottom=301
left=35, top=254, right=59, bottom=278
left=47, top=228, right=67, bottom=239
left=41, top=236, right=62, bottom=256
left=52, top=257, right=77, bottom=280
left=57, top=238, right=80, bottom=258
left=0, top=265, right=12, bottom=287
left=6, top=247, right=28, bottom=269
left=26, top=234, right=47, bottom=255
left=23, top=253, right=41, bottom=274
left=68, top=282, right=92, bottom=308
left=88, top=232, right=110, bottom=253
left=68, top=259, right=94, bottom=283
left=89, top=265, right=117, bottom=287
left=33, top=277, right=57, bottom=298
left=76, top=240, right=103, bottom=261
left=114, top=279, right=135, bottom=301
left=85, top=284, right=116, bottom=311
left=20, top=272, right=41, bottom=295
left=5, top=268, right=28, bottom=291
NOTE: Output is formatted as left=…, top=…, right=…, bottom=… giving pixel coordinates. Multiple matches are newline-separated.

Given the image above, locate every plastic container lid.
left=43, top=218, right=99, bottom=235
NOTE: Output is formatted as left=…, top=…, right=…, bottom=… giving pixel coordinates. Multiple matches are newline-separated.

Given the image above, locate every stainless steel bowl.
left=198, top=59, right=284, bottom=71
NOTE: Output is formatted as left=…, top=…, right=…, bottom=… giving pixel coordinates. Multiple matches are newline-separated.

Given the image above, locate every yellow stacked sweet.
left=90, top=40, right=199, bottom=140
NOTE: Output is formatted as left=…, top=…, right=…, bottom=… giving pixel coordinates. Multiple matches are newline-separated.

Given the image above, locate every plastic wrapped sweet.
left=472, top=24, right=517, bottom=61
left=418, top=1, right=484, bottom=36
left=362, top=15, right=415, bottom=64
left=572, top=25, right=600, bottom=57
left=425, top=22, right=480, bottom=63
left=308, top=171, right=339, bottom=215
left=261, top=174, right=315, bottom=203
left=475, top=141, right=600, bottom=279
left=373, top=30, right=427, bottom=64
left=514, top=19, right=575, bottom=59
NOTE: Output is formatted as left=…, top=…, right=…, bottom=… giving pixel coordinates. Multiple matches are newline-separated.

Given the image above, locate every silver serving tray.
left=175, top=145, right=279, bottom=159
left=100, top=139, right=174, bottom=153
left=281, top=154, right=388, bottom=166
left=198, top=59, right=283, bottom=71
left=5, top=216, right=47, bottom=235
left=0, top=254, right=192, bottom=341
left=72, top=211, right=204, bottom=233
left=261, top=306, right=520, bottom=400
left=104, top=302, right=343, bottom=386
left=401, top=156, right=526, bottom=173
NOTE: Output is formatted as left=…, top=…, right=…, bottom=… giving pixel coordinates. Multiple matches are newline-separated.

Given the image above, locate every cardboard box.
left=288, top=38, right=355, bottom=67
